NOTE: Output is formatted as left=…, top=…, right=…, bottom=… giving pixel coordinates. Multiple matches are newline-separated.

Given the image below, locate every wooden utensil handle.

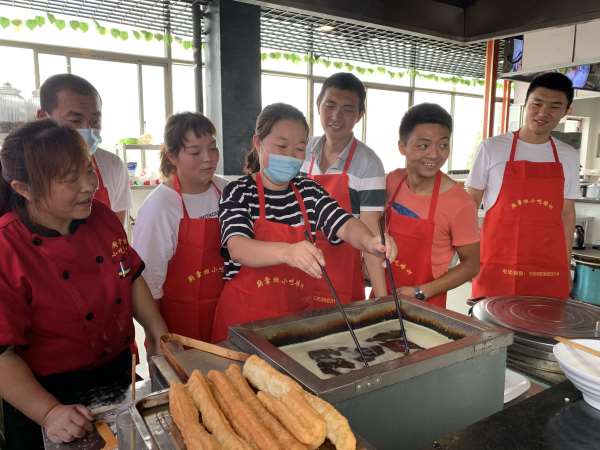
left=162, top=333, right=249, bottom=362
left=96, top=420, right=118, bottom=450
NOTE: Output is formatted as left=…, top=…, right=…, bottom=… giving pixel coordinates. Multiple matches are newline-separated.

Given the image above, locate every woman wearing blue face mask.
left=211, top=103, right=397, bottom=342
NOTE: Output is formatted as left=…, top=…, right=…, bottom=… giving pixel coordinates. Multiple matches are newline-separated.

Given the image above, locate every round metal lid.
left=472, top=296, right=600, bottom=339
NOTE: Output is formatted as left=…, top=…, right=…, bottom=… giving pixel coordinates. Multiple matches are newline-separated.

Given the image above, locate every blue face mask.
left=77, top=128, right=102, bottom=155
left=263, top=152, right=303, bottom=185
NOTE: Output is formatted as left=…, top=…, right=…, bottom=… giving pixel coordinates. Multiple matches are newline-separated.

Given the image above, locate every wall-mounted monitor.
left=559, top=65, right=590, bottom=89
left=502, top=36, right=524, bottom=74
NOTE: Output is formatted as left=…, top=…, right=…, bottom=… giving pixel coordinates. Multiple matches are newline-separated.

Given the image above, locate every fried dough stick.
left=225, top=364, right=308, bottom=450
left=303, top=392, right=356, bottom=450
left=208, top=370, right=281, bottom=450
left=169, top=382, right=220, bottom=450
left=257, top=391, right=326, bottom=450
left=187, top=370, right=251, bottom=450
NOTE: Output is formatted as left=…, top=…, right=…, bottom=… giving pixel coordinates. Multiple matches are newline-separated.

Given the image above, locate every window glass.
left=0, top=46, right=36, bottom=143
left=493, top=101, right=503, bottom=137
left=261, top=74, right=308, bottom=116
left=261, top=48, right=308, bottom=75
left=364, top=88, right=409, bottom=172
left=312, top=82, right=364, bottom=140
left=413, top=90, right=452, bottom=113
left=170, top=37, right=194, bottom=62
left=71, top=57, right=140, bottom=152
left=452, top=95, right=484, bottom=171
left=172, top=63, right=196, bottom=113
left=508, top=104, right=522, bottom=131
left=142, top=65, right=166, bottom=144
left=38, top=53, right=68, bottom=87
left=0, top=6, right=164, bottom=57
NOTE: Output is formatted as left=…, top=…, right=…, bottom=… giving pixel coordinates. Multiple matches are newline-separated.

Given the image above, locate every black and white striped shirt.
left=219, top=175, right=353, bottom=280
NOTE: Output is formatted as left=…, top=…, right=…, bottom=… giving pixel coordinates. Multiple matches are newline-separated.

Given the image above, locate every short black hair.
left=399, top=103, right=453, bottom=143
left=40, top=73, right=101, bottom=113
left=317, top=72, right=366, bottom=113
left=525, top=72, right=574, bottom=106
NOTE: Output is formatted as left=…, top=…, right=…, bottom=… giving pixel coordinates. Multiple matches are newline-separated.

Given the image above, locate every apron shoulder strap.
left=173, top=175, right=190, bottom=219
left=291, top=182, right=312, bottom=237
left=509, top=130, right=520, bottom=162
left=549, top=137, right=560, bottom=163
left=427, top=172, right=443, bottom=221
left=510, top=129, right=560, bottom=163
left=255, top=173, right=267, bottom=220
left=342, top=138, right=358, bottom=174
left=92, top=156, right=107, bottom=189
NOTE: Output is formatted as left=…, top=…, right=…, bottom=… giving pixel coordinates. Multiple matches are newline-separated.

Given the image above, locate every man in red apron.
left=467, top=72, right=578, bottom=299
left=302, top=73, right=387, bottom=307
left=38, top=74, right=131, bottom=223
left=384, top=103, right=480, bottom=308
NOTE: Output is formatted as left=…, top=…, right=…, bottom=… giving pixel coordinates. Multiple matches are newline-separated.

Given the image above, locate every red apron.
left=307, top=138, right=364, bottom=308
left=472, top=130, right=570, bottom=299
left=92, top=155, right=111, bottom=208
left=385, top=171, right=446, bottom=307
left=160, top=176, right=224, bottom=341
left=211, top=173, right=313, bottom=342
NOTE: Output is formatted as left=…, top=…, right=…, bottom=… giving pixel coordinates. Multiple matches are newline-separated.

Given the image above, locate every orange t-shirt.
left=386, top=169, right=480, bottom=279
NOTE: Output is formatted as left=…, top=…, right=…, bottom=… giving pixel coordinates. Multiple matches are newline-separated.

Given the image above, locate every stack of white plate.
left=553, top=339, right=600, bottom=410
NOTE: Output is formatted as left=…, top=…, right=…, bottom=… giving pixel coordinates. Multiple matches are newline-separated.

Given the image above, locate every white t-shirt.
left=132, top=176, right=228, bottom=299
left=466, top=132, right=580, bottom=211
left=94, top=147, right=132, bottom=213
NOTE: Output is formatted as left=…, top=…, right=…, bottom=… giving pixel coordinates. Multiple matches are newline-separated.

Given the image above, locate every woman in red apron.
left=133, top=112, right=225, bottom=341
left=383, top=103, right=480, bottom=308
left=472, top=130, right=570, bottom=299
left=212, top=103, right=397, bottom=342
left=306, top=139, right=365, bottom=308
left=0, top=120, right=169, bottom=450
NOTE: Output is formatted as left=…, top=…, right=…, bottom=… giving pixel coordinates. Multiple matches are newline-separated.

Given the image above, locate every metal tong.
left=378, top=215, right=410, bottom=355
left=304, top=231, right=369, bottom=367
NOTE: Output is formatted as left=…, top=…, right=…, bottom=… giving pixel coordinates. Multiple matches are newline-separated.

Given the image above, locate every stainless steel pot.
left=572, top=259, right=600, bottom=305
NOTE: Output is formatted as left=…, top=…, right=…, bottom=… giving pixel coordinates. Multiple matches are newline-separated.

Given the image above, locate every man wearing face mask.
left=37, top=74, right=132, bottom=224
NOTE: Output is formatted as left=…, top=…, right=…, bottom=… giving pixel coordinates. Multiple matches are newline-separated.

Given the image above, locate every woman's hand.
left=281, top=241, right=325, bottom=279
left=362, top=232, right=398, bottom=266
left=42, top=403, right=94, bottom=443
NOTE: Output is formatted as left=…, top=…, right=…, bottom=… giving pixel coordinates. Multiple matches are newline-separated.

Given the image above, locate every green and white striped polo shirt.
left=300, top=135, right=386, bottom=216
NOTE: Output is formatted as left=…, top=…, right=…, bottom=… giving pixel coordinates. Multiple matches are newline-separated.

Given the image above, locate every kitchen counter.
left=425, top=381, right=600, bottom=450
left=575, top=197, right=600, bottom=204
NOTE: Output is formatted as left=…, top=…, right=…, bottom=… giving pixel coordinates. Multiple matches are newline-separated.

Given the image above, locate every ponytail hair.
left=243, top=102, right=309, bottom=174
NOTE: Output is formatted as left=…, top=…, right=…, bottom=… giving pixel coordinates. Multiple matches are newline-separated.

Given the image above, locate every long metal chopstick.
left=304, top=231, right=369, bottom=367
left=378, top=216, right=410, bottom=355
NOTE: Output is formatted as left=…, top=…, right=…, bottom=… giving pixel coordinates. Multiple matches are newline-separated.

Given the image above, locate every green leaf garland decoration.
left=259, top=51, right=491, bottom=90
left=0, top=10, right=194, bottom=51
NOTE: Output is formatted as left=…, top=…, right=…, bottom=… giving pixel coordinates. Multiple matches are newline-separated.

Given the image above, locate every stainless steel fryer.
left=228, top=296, right=513, bottom=450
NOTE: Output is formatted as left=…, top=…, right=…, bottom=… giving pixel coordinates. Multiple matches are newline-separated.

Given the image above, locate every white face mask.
left=77, top=128, right=102, bottom=155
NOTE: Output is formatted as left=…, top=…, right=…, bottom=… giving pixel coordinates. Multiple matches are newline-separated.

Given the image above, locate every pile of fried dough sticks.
left=169, top=355, right=356, bottom=450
